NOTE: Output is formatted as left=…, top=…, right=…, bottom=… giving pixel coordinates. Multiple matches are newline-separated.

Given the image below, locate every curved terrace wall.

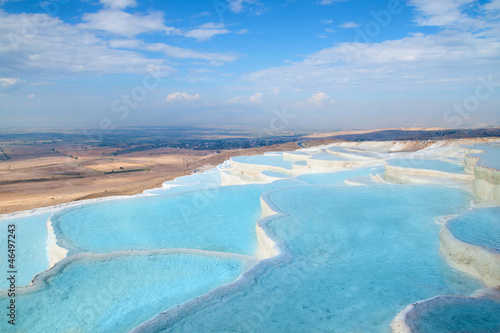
left=229, top=159, right=291, bottom=181
left=439, top=223, right=500, bottom=287
left=464, top=147, right=500, bottom=200
left=472, top=165, right=500, bottom=201
left=391, top=290, right=500, bottom=333
left=384, top=164, right=474, bottom=184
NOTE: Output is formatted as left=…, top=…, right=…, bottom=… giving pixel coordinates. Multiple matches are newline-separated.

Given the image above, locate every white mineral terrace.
left=388, top=139, right=500, bottom=333
left=440, top=220, right=500, bottom=288
left=46, top=215, right=69, bottom=269
left=391, top=287, right=500, bottom=333
left=465, top=153, right=500, bottom=200
left=255, top=195, right=281, bottom=260
left=3, top=137, right=499, bottom=332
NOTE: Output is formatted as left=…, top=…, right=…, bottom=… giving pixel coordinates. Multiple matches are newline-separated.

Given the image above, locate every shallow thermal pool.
left=231, top=154, right=294, bottom=170
left=387, top=158, right=466, bottom=174
left=52, top=182, right=294, bottom=256
left=0, top=251, right=251, bottom=332
left=468, top=144, right=500, bottom=170
left=327, top=146, right=377, bottom=158
left=405, top=297, right=500, bottom=333
left=0, top=144, right=496, bottom=332
left=447, top=207, right=500, bottom=251
left=295, top=167, right=382, bottom=185
left=145, top=185, right=482, bottom=332
left=308, top=152, right=347, bottom=161
left=261, top=170, right=289, bottom=178
left=0, top=212, right=51, bottom=289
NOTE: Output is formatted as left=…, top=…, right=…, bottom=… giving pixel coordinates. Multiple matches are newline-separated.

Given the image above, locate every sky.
left=0, top=0, right=499, bottom=130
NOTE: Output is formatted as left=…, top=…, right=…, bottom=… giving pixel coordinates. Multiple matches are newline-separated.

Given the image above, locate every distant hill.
left=302, top=128, right=500, bottom=142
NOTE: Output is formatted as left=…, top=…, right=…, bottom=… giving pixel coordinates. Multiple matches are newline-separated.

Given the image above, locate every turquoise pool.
left=261, top=170, right=289, bottom=178
left=447, top=207, right=500, bottom=251
left=148, top=185, right=482, bottom=332
left=405, top=297, right=500, bottom=333
left=309, top=152, right=347, bottom=161
left=52, top=183, right=284, bottom=256
left=387, top=158, right=465, bottom=174
left=0, top=251, right=250, bottom=332
left=0, top=212, right=51, bottom=289
left=0, top=144, right=496, bottom=332
left=295, top=167, right=379, bottom=185
left=468, top=144, right=500, bottom=170
left=232, top=154, right=294, bottom=170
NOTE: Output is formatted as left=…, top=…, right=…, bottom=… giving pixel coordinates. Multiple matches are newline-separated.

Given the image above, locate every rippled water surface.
left=407, top=298, right=500, bottom=333
left=448, top=207, right=500, bottom=251
left=155, top=185, right=482, bottom=332
left=1, top=145, right=496, bottom=333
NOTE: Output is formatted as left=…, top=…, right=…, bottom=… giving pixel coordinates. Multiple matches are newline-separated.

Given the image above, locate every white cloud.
left=227, top=92, right=263, bottom=104
left=0, top=3, right=238, bottom=79
left=339, top=22, right=360, bottom=28
left=157, top=45, right=235, bottom=63
left=227, top=96, right=244, bottom=104
left=185, top=22, right=230, bottom=41
left=248, top=92, right=263, bottom=103
left=243, top=28, right=500, bottom=90
left=227, top=0, right=266, bottom=15
left=28, top=81, right=54, bottom=86
left=79, top=9, right=178, bottom=37
left=307, top=92, right=332, bottom=106
left=408, top=0, right=475, bottom=27
left=111, top=40, right=237, bottom=63
left=321, top=19, right=333, bottom=24
left=108, top=39, right=143, bottom=49
left=318, top=0, right=342, bottom=4
left=236, top=28, right=250, bottom=34
left=0, top=78, right=21, bottom=87
left=408, top=0, right=475, bottom=26
left=100, top=0, right=137, bottom=10
left=147, top=43, right=236, bottom=63
left=166, top=92, right=200, bottom=102
left=0, top=12, right=174, bottom=76
left=192, top=11, right=212, bottom=18
left=228, top=0, right=246, bottom=13
left=28, top=94, right=35, bottom=99
left=270, top=88, right=281, bottom=97
left=484, top=0, right=500, bottom=10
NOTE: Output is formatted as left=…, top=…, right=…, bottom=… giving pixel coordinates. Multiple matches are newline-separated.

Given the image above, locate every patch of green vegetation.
left=104, top=169, right=148, bottom=174
left=0, top=152, right=10, bottom=161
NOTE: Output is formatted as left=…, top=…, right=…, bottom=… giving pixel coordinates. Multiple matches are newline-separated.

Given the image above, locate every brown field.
left=0, top=142, right=299, bottom=214
left=83, top=161, right=151, bottom=173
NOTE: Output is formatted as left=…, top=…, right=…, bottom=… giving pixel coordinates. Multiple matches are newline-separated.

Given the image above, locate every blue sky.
left=0, top=0, right=499, bottom=129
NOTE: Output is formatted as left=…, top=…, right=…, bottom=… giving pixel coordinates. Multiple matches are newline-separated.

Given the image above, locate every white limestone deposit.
left=46, top=215, right=69, bottom=269
left=391, top=287, right=500, bottom=333
left=439, top=222, right=500, bottom=287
